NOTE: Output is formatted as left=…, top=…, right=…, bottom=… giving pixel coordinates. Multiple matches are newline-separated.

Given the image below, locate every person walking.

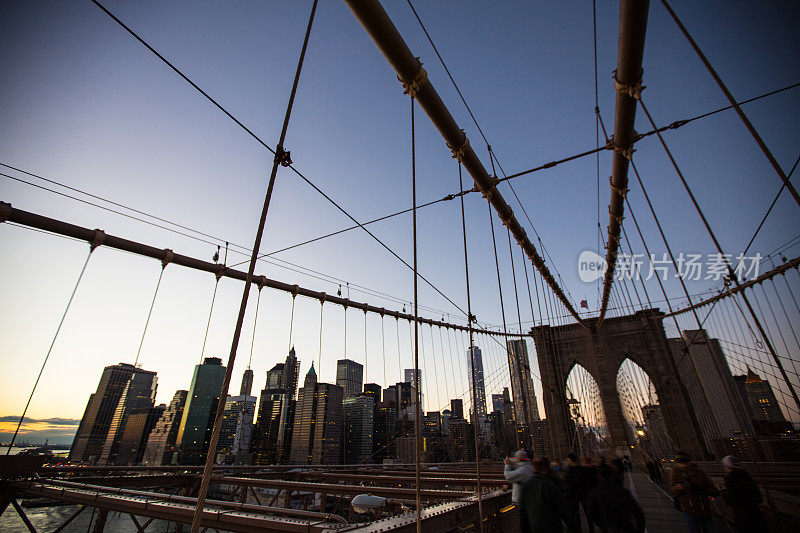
left=564, top=453, right=594, bottom=533
left=504, top=450, right=534, bottom=531
left=519, top=457, right=566, bottom=533
left=587, top=463, right=646, bottom=533
left=669, top=451, right=719, bottom=533
left=720, top=455, right=768, bottom=532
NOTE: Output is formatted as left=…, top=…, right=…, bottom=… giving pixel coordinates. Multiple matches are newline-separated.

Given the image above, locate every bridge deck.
left=626, top=469, right=726, bottom=533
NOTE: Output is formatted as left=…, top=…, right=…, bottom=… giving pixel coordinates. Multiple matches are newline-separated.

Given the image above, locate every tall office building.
left=343, top=395, right=374, bottom=464
left=404, top=368, right=424, bottom=412
left=98, top=369, right=158, bottom=465
left=507, top=339, right=540, bottom=425
left=290, top=364, right=344, bottom=464
left=734, top=368, right=786, bottom=423
left=281, top=347, right=300, bottom=399
left=216, top=373, right=257, bottom=464
left=113, top=404, right=165, bottom=465
left=142, top=390, right=188, bottom=466
left=492, top=394, right=505, bottom=413
left=450, top=399, right=464, bottom=421
left=467, top=346, right=488, bottom=434
left=668, top=329, right=752, bottom=454
left=336, top=359, right=363, bottom=398
left=363, top=383, right=382, bottom=404
left=240, top=368, right=254, bottom=396
left=252, top=390, right=294, bottom=464
left=374, top=401, right=398, bottom=461
left=70, top=363, right=154, bottom=464
left=265, top=363, right=285, bottom=390
left=176, top=357, right=226, bottom=465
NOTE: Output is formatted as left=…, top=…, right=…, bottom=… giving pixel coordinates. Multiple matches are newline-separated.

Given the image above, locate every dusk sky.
left=1, top=1, right=799, bottom=443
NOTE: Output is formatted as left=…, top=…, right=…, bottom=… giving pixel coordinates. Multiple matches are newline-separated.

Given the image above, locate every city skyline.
left=2, top=1, right=799, bottom=438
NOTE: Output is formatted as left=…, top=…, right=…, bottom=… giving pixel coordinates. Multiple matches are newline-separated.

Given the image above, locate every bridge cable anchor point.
left=274, top=145, right=292, bottom=167
left=398, top=59, right=428, bottom=99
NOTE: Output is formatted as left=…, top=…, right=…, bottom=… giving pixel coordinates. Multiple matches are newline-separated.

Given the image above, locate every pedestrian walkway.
left=626, top=469, right=687, bottom=533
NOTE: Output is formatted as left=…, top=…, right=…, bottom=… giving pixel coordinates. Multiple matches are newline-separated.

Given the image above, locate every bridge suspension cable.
left=342, top=0, right=584, bottom=325
left=658, top=0, right=800, bottom=209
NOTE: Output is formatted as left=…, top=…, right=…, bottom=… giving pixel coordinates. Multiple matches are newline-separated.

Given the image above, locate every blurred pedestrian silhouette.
left=720, top=455, right=768, bottom=532
left=588, top=463, right=645, bottom=533
left=669, top=451, right=719, bottom=533
left=504, top=449, right=533, bottom=531
left=519, top=456, right=566, bottom=533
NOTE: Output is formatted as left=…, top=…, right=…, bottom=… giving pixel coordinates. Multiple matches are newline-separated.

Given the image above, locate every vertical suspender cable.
left=458, top=162, right=485, bottom=531
left=249, top=286, right=263, bottom=369
left=134, top=259, right=169, bottom=367
left=190, top=2, right=319, bottom=530
left=6, top=246, right=95, bottom=453
left=200, top=277, right=220, bottom=362
left=410, top=96, right=423, bottom=532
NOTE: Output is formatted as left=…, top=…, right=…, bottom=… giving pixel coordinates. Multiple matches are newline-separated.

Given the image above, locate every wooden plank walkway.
left=626, top=469, right=729, bottom=533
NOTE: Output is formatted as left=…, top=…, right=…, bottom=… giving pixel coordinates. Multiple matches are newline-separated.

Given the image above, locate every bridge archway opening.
left=565, top=363, right=609, bottom=458
left=616, top=358, right=675, bottom=460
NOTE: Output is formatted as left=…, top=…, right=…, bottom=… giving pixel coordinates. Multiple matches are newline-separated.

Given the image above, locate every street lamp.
left=567, top=398, right=584, bottom=457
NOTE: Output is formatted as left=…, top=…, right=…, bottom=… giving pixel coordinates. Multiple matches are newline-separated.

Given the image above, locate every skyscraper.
left=343, top=395, right=374, bottom=464
left=404, top=368, right=424, bottom=412
left=281, top=347, right=300, bottom=399
left=336, top=359, right=363, bottom=398
left=142, top=390, right=187, bottom=466
left=507, top=339, right=540, bottom=425
left=363, top=383, right=382, bottom=403
left=216, top=372, right=257, bottom=464
left=252, top=390, right=294, bottom=465
left=176, top=357, right=226, bottom=465
left=467, top=346, right=487, bottom=435
left=491, top=392, right=506, bottom=413
left=265, top=363, right=285, bottom=390
left=98, top=369, right=158, bottom=465
left=734, top=368, right=786, bottom=423
left=668, top=330, right=753, bottom=454
left=70, top=363, right=156, bottom=464
left=450, top=399, right=464, bottom=421
left=240, top=368, right=254, bottom=396
left=290, top=364, right=344, bottom=464
left=373, top=400, right=397, bottom=461
left=113, top=404, right=165, bottom=465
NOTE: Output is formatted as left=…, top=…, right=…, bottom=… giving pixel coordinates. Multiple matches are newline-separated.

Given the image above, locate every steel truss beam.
left=664, top=255, right=800, bottom=317
left=0, top=202, right=525, bottom=337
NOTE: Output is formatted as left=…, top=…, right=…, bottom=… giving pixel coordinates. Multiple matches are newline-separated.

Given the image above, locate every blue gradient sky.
left=1, top=1, right=799, bottom=438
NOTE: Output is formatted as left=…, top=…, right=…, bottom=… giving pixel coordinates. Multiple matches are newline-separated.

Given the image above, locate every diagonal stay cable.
left=190, top=1, right=318, bottom=530
left=405, top=0, right=578, bottom=307
left=90, top=0, right=468, bottom=319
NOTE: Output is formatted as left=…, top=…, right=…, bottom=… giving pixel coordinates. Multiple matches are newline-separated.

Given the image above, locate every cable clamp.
left=608, top=178, right=629, bottom=199
left=613, top=72, right=645, bottom=100
left=274, top=145, right=292, bottom=167
left=257, top=276, right=267, bottom=291
left=161, top=249, right=174, bottom=269
left=291, top=285, right=299, bottom=298
left=612, top=142, right=635, bottom=160
left=0, top=202, right=11, bottom=223
left=319, top=292, right=326, bottom=304
left=606, top=226, right=621, bottom=244
left=447, top=134, right=470, bottom=162
left=398, top=59, right=428, bottom=99
left=214, top=265, right=225, bottom=281
left=481, top=187, right=493, bottom=201
left=91, top=229, right=106, bottom=251
left=608, top=207, right=625, bottom=224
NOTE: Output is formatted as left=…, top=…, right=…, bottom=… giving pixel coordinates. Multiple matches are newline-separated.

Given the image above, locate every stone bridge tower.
left=531, top=309, right=708, bottom=460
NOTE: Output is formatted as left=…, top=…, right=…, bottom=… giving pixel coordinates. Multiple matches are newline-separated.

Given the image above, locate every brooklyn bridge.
left=1, top=0, right=799, bottom=531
